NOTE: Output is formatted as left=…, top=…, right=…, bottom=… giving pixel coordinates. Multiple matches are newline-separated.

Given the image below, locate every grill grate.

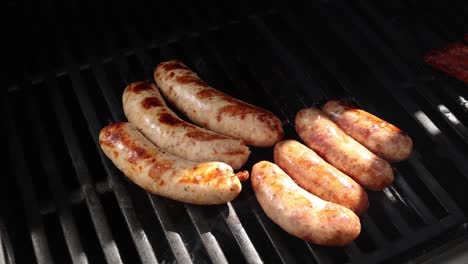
left=5, top=0, right=468, bottom=263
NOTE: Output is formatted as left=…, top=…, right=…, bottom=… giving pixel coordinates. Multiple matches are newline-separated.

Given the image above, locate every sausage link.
left=123, top=81, right=250, bottom=170
left=274, top=140, right=368, bottom=214
left=154, top=60, right=283, bottom=147
left=251, top=161, right=361, bottom=246
left=99, top=122, right=247, bottom=205
left=323, top=100, right=413, bottom=162
left=295, top=107, right=394, bottom=190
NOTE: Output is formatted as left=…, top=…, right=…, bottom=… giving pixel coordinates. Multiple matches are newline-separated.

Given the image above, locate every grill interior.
left=4, top=0, right=468, bottom=263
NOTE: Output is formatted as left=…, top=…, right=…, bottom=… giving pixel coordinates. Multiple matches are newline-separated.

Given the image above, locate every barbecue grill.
left=4, top=0, right=468, bottom=263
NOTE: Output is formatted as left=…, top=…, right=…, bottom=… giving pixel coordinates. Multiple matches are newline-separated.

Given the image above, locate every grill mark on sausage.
left=219, top=104, right=260, bottom=119
left=158, top=112, right=191, bottom=128
left=161, top=61, right=189, bottom=71
left=132, top=82, right=153, bottom=93
left=196, top=88, right=225, bottom=99
left=101, top=123, right=154, bottom=164
left=149, top=160, right=174, bottom=180
left=100, top=122, right=126, bottom=147
left=127, top=145, right=152, bottom=164
left=219, top=104, right=283, bottom=135
left=141, top=97, right=164, bottom=109
left=223, top=149, right=248, bottom=155
left=176, top=75, right=208, bottom=87
left=185, top=131, right=226, bottom=141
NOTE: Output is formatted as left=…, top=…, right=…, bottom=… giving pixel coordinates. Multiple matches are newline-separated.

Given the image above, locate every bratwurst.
left=295, top=107, right=394, bottom=191
left=322, top=100, right=413, bottom=162
left=274, top=140, right=368, bottom=215
left=99, top=122, right=248, bottom=205
left=251, top=161, right=361, bottom=246
left=154, top=60, right=283, bottom=147
left=123, top=81, right=250, bottom=170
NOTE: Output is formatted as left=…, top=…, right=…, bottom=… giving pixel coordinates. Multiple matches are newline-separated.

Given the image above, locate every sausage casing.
left=323, top=100, right=413, bottom=162
left=295, top=107, right=394, bottom=190
left=123, top=81, right=250, bottom=170
left=154, top=60, right=284, bottom=147
left=99, top=122, right=246, bottom=205
left=251, top=161, right=361, bottom=246
left=274, top=140, right=368, bottom=214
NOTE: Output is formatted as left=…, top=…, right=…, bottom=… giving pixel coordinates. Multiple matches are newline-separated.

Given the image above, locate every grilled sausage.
left=123, top=81, right=250, bottom=170
left=154, top=60, right=284, bottom=147
left=323, top=100, right=413, bottom=162
left=99, top=122, right=248, bottom=205
left=251, top=161, right=361, bottom=246
left=295, top=107, right=394, bottom=191
left=274, top=140, right=368, bottom=215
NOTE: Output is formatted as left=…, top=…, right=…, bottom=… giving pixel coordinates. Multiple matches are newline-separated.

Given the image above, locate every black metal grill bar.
left=406, top=0, right=467, bottom=41
left=379, top=198, right=412, bottom=236
left=0, top=228, right=7, bottom=264
left=310, top=2, right=468, bottom=175
left=89, top=8, right=197, bottom=261
left=21, top=78, right=88, bottom=263
left=201, top=27, right=335, bottom=263
left=59, top=45, right=158, bottom=263
left=238, top=11, right=415, bottom=249
left=5, top=2, right=276, bottom=95
left=218, top=203, right=263, bottom=264
left=391, top=172, right=438, bottom=225
left=195, top=23, right=326, bottom=262
left=359, top=215, right=388, bottom=247
left=39, top=67, right=123, bottom=263
left=246, top=187, right=299, bottom=264
left=273, top=4, right=457, bottom=219
left=115, top=7, right=239, bottom=263
left=6, top=0, right=468, bottom=263
left=349, top=1, right=468, bottom=146
left=0, top=227, right=5, bottom=264
left=186, top=31, right=320, bottom=263
left=322, top=1, right=468, bottom=176
left=143, top=11, right=290, bottom=263
left=38, top=0, right=158, bottom=262
left=407, top=154, right=463, bottom=217
left=39, top=182, right=111, bottom=216
left=184, top=206, right=229, bottom=264
left=266, top=0, right=461, bottom=258
left=146, top=196, right=192, bottom=264
left=98, top=59, right=192, bottom=263
left=6, top=106, right=52, bottom=263
left=350, top=216, right=464, bottom=264
left=337, top=1, right=468, bottom=148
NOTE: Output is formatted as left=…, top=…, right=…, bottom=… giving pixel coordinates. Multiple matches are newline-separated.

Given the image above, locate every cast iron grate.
left=4, top=0, right=468, bottom=263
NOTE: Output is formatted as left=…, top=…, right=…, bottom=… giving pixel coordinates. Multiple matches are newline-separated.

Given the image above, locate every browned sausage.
left=99, top=122, right=248, bottom=205
left=154, top=60, right=283, bottom=147
left=322, top=100, right=413, bottom=162
left=251, top=161, right=361, bottom=246
left=295, top=107, right=394, bottom=191
left=123, top=81, right=250, bottom=170
left=274, top=140, right=368, bottom=214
